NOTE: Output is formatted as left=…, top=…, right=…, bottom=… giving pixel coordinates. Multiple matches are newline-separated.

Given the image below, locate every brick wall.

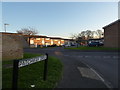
left=2, top=34, right=23, bottom=61
left=104, top=20, right=119, bottom=48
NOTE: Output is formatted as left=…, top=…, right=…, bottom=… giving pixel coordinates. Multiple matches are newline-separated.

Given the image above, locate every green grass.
left=65, top=46, right=120, bottom=50
left=2, top=53, right=63, bottom=89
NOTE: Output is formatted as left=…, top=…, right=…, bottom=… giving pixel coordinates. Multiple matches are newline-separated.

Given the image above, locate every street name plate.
left=18, top=55, right=47, bottom=68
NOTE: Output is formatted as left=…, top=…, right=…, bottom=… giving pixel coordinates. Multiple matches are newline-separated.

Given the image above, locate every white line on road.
left=90, top=68, right=104, bottom=82
left=63, top=55, right=119, bottom=60
left=94, top=56, right=101, bottom=58
left=78, top=60, right=113, bottom=89
left=113, top=56, right=119, bottom=59
left=103, top=56, right=111, bottom=58
left=84, top=56, right=91, bottom=58
left=78, top=56, right=83, bottom=58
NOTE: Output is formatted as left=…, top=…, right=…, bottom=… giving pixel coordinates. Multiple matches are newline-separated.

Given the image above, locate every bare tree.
left=70, top=33, right=78, bottom=40
left=85, top=30, right=94, bottom=39
left=95, top=30, right=104, bottom=38
left=17, top=27, right=38, bottom=35
left=77, top=30, right=94, bottom=40
left=17, top=27, right=38, bottom=46
left=70, top=30, right=104, bottom=46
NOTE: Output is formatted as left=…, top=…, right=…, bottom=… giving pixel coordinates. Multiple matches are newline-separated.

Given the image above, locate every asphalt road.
left=24, top=47, right=119, bottom=88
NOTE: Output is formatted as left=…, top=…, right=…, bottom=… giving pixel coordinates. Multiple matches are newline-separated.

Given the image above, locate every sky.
left=1, top=2, right=118, bottom=38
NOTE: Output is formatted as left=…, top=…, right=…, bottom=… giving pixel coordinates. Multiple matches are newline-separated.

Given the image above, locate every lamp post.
left=4, top=23, right=9, bottom=32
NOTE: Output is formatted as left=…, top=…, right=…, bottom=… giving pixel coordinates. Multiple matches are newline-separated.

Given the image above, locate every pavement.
left=24, top=47, right=119, bottom=89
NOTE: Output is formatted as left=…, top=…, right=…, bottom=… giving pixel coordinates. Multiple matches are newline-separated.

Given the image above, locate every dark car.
left=88, top=42, right=103, bottom=47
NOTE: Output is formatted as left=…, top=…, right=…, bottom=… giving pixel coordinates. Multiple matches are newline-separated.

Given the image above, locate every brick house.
left=29, top=36, right=66, bottom=47
left=1, top=32, right=74, bottom=47
left=24, top=35, right=71, bottom=47
left=103, top=19, right=120, bottom=48
left=48, top=37, right=65, bottom=46
left=24, top=35, right=47, bottom=47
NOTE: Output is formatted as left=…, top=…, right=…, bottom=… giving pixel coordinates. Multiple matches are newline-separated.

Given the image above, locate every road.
left=24, top=47, right=119, bottom=88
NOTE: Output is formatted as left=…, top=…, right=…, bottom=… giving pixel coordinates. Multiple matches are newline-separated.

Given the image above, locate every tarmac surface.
left=24, top=47, right=119, bottom=88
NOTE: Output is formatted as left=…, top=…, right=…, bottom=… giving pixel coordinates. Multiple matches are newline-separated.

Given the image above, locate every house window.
left=51, top=40, right=53, bottom=45
left=36, top=38, right=40, bottom=40
left=46, top=38, right=50, bottom=40
left=54, top=40, right=58, bottom=41
left=30, top=40, right=34, bottom=44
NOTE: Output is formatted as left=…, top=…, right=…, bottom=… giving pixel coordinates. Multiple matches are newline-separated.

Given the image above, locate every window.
left=36, top=38, right=40, bottom=40
left=54, top=40, right=58, bottom=41
left=46, top=38, right=50, bottom=40
left=30, top=40, right=34, bottom=44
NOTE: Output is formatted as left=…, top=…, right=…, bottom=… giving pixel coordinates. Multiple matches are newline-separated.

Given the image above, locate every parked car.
left=62, top=44, right=71, bottom=47
left=88, top=42, right=103, bottom=47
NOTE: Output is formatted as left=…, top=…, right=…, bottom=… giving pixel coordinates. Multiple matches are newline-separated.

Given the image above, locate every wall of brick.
left=22, top=36, right=29, bottom=48
left=2, top=34, right=23, bottom=61
left=104, top=20, right=119, bottom=48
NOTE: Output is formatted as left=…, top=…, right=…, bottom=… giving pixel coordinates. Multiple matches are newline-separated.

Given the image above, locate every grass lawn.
left=65, top=46, right=120, bottom=50
left=2, top=53, right=63, bottom=89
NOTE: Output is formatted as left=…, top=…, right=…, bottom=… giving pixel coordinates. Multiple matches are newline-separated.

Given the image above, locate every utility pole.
left=4, top=23, right=9, bottom=32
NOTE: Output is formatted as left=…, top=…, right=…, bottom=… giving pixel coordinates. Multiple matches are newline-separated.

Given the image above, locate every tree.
left=95, top=30, right=104, bottom=38
left=70, top=30, right=104, bottom=45
left=85, top=30, right=94, bottom=39
left=17, top=27, right=38, bottom=46
left=17, top=27, right=38, bottom=35
left=69, top=33, right=78, bottom=40
left=77, top=30, right=94, bottom=40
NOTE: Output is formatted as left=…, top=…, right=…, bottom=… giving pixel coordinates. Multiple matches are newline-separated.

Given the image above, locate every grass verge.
left=2, top=53, right=63, bottom=89
left=65, top=46, right=120, bottom=51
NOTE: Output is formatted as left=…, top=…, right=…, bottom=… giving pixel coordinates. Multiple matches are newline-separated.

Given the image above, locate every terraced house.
left=1, top=32, right=72, bottom=48
left=29, top=36, right=69, bottom=47
left=103, top=19, right=120, bottom=48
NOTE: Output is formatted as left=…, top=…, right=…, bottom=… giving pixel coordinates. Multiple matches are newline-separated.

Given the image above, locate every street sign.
left=12, top=53, right=48, bottom=90
left=18, top=55, right=47, bottom=68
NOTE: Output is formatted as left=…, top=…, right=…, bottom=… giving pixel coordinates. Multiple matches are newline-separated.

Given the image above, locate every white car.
left=64, top=44, right=71, bottom=47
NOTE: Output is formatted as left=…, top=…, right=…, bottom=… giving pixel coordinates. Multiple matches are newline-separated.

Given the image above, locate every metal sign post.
left=43, top=53, right=48, bottom=81
left=12, top=53, right=48, bottom=89
left=12, top=60, right=19, bottom=90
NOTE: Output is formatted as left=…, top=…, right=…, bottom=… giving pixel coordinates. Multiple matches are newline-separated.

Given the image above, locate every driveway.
left=24, top=47, right=119, bottom=88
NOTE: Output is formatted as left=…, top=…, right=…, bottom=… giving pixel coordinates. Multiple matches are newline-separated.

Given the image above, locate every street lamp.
left=4, top=23, right=9, bottom=32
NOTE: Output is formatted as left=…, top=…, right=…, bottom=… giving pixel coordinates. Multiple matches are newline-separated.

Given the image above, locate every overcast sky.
left=2, top=2, right=118, bottom=38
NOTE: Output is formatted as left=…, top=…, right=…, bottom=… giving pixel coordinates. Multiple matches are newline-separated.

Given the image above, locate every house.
left=103, top=19, right=120, bottom=48
left=1, top=32, right=75, bottom=47
left=47, top=37, right=65, bottom=46
left=64, top=39, right=76, bottom=46
left=29, top=36, right=70, bottom=47
left=24, top=35, right=47, bottom=47
left=24, top=35, right=72, bottom=47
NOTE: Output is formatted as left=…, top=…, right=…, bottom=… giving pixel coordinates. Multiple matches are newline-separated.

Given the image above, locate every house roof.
left=46, top=37, right=73, bottom=40
left=24, top=35, right=47, bottom=38
left=103, top=19, right=120, bottom=29
left=0, top=32, right=71, bottom=40
left=0, top=32, right=47, bottom=38
left=47, top=37, right=63, bottom=39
